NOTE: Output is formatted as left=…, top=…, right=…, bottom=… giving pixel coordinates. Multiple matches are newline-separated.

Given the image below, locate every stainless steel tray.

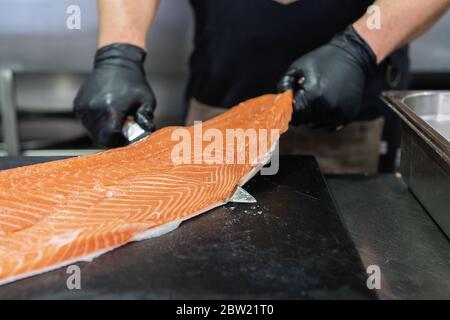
left=381, top=91, right=450, bottom=238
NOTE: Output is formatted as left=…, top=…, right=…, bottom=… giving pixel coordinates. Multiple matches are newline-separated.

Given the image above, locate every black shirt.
left=186, top=0, right=408, bottom=109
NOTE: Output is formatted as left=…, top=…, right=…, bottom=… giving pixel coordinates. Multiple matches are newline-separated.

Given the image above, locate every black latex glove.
left=74, top=43, right=156, bottom=148
left=278, top=25, right=377, bottom=129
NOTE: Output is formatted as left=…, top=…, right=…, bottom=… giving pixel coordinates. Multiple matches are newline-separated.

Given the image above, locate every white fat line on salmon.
left=170, top=121, right=280, bottom=171
left=48, top=230, right=81, bottom=246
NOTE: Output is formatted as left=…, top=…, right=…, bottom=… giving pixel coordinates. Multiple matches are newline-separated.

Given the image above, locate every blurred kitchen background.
left=0, top=0, right=449, bottom=156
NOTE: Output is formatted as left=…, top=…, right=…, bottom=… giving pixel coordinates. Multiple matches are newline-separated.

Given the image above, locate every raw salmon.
left=0, top=91, right=293, bottom=286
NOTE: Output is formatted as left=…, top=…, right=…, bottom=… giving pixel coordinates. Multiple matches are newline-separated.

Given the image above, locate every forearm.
left=97, top=0, right=160, bottom=49
left=353, top=0, right=450, bottom=63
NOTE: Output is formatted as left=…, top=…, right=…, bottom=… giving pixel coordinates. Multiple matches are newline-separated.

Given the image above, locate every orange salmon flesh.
left=0, top=91, right=293, bottom=285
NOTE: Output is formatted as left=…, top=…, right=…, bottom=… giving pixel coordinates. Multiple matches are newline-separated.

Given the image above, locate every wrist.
left=353, top=19, right=386, bottom=64
left=346, top=25, right=378, bottom=75
left=331, top=25, right=377, bottom=76
left=95, top=43, right=147, bottom=65
left=98, top=34, right=146, bottom=51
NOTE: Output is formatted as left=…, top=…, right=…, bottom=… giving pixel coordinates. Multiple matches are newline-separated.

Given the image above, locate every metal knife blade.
left=229, top=186, right=257, bottom=204
left=122, top=118, right=151, bottom=144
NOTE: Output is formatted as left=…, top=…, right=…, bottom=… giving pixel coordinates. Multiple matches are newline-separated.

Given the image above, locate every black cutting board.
left=0, top=156, right=374, bottom=299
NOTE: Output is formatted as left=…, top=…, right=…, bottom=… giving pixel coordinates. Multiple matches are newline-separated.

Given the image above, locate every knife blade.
left=122, top=117, right=151, bottom=144
left=229, top=186, right=257, bottom=204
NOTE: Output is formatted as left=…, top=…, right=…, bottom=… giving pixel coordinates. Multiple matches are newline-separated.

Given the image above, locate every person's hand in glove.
left=278, top=25, right=377, bottom=129
left=74, top=43, right=156, bottom=148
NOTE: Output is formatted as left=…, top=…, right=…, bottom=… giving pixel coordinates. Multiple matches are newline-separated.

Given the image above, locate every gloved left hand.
left=278, top=25, right=377, bottom=129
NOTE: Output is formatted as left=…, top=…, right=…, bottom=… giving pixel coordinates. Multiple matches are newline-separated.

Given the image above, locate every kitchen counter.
left=0, top=156, right=448, bottom=299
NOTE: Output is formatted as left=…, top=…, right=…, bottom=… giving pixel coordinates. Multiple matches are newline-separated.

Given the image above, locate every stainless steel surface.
left=328, top=174, right=450, bottom=299
left=13, top=118, right=86, bottom=147
left=15, top=73, right=86, bottom=113
left=0, top=70, right=88, bottom=154
left=402, top=92, right=450, bottom=141
left=0, top=69, right=20, bottom=155
left=381, top=91, right=450, bottom=238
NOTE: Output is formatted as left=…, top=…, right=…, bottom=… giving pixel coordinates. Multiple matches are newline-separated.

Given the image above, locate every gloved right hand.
left=74, top=43, right=156, bottom=148
left=278, top=25, right=377, bottom=129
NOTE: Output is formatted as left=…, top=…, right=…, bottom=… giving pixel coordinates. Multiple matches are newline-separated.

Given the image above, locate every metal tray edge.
left=380, top=91, right=450, bottom=165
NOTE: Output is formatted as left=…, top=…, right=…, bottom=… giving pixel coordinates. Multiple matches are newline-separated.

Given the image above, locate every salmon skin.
left=0, top=91, right=293, bottom=286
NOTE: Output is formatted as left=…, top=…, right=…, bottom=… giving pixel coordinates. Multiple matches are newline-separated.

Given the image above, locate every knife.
left=122, top=117, right=151, bottom=144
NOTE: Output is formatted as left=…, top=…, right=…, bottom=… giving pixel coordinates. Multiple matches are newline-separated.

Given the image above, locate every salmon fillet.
left=0, top=91, right=293, bottom=286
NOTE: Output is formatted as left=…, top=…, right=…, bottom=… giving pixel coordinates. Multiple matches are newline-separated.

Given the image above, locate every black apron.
left=186, top=0, right=410, bottom=172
